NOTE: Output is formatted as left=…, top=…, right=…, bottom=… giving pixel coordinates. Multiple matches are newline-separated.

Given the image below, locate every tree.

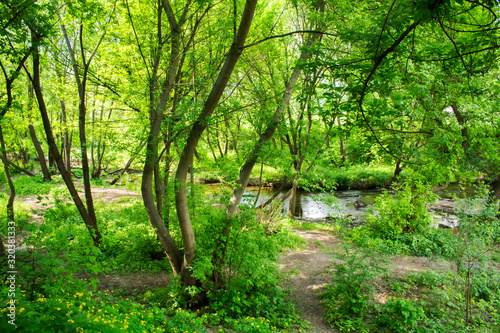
left=56, top=1, right=117, bottom=244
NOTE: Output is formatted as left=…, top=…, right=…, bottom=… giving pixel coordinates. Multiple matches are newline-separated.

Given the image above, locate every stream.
left=230, top=183, right=480, bottom=228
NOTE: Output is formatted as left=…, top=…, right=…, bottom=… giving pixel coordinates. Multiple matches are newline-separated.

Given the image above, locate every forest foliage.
left=1, top=0, right=500, bottom=331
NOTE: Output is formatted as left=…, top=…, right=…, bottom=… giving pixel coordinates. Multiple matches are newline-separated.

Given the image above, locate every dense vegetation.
left=1, top=0, right=500, bottom=331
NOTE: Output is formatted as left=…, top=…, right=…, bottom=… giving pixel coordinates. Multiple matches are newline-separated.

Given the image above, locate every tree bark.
left=228, top=0, right=325, bottom=217
left=0, top=123, right=15, bottom=222
left=174, top=0, right=258, bottom=285
left=492, top=175, right=500, bottom=212
left=141, top=0, right=189, bottom=276
left=60, top=99, right=72, bottom=173
left=451, top=102, right=469, bottom=155
left=28, top=82, right=51, bottom=181
left=0, top=234, right=6, bottom=267
left=8, top=160, right=35, bottom=177
left=28, top=125, right=51, bottom=180
left=58, top=19, right=100, bottom=237
left=30, top=31, right=102, bottom=246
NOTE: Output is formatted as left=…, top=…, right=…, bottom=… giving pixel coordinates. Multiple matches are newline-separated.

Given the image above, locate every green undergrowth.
left=12, top=175, right=65, bottom=196
left=196, top=160, right=395, bottom=191
left=322, top=245, right=500, bottom=332
left=1, top=185, right=306, bottom=332
left=322, top=183, right=500, bottom=332
left=300, top=163, right=394, bottom=191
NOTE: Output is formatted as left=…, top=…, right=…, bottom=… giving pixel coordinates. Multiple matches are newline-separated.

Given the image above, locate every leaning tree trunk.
left=174, top=0, right=258, bottom=286
left=228, top=0, right=325, bottom=217
left=27, top=83, right=51, bottom=180
left=0, top=123, right=15, bottom=222
left=110, top=139, right=145, bottom=185
left=8, top=161, right=35, bottom=177
left=28, top=125, right=51, bottom=181
left=31, top=31, right=102, bottom=246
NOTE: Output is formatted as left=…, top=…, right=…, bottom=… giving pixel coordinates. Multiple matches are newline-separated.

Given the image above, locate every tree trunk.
left=338, top=116, right=346, bottom=165
left=162, top=138, right=172, bottom=229
left=28, top=125, right=51, bottom=180
left=206, top=127, right=218, bottom=162
left=154, top=149, right=164, bottom=218
left=60, top=99, right=72, bottom=173
left=227, top=1, right=325, bottom=216
left=30, top=31, right=102, bottom=246
left=492, top=175, right=500, bottom=212
left=0, top=123, right=15, bottom=222
left=77, top=79, right=98, bottom=233
left=110, top=139, right=146, bottom=185
left=141, top=0, right=187, bottom=276
left=174, top=0, right=258, bottom=285
left=8, top=161, right=35, bottom=177
left=0, top=234, right=6, bottom=266
left=451, top=102, right=469, bottom=155
left=288, top=173, right=300, bottom=218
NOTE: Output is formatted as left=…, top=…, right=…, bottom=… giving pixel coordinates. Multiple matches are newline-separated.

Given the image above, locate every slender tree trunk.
left=206, top=127, right=218, bottom=162
left=110, top=139, right=146, bottom=185
left=215, top=119, right=224, bottom=159
left=261, top=176, right=287, bottom=209
left=492, top=175, right=500, bottom=212
left=30, top=31, right=102, bottom=246
left=253, top=161, right=264, bottom=207
left=0, top=123, right=15, bottom=222
left=77, top=85, right=98, bottom=230
left=8, top=161, right=35, bottom=177
left=338, top=116, right=346, bottom=165
left=227, top=2, right=325, bottom=216
left=393, top=160, right=402, bottom=182
left=28, top=125, right=51, bottom=180
left=0, top=235, right=6, bottom=266
left=451, top=102, right=469, bottom=155
left=162, top=138, right=172, bottom=229
left=154, top=149, right=163, bottom=218
left=288, top=163, right=303, bottom=217
left=174, top=0, right=258, bottom=285
left=141, top=0, right=186, bottom=276
left=60, top=99, right=72, bottom=173
left=28, top=82, right=51, bottom=181
left=48, top=145, right=55, bottom=170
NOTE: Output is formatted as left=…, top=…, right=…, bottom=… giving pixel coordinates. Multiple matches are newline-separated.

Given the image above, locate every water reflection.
left=241, top=187, right=382, bottom=220
left=205, top=183, right=480, bottom=226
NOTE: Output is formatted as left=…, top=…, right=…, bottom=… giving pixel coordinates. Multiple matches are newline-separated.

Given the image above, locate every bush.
left=365, top=182, right=438, bottom=238
left=376, top=297, right=427, bottom=332
left=322, top=246, right=387, bottom=324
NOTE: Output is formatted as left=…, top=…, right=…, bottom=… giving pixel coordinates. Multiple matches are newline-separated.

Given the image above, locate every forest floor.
left=23, top=185, right=455, bottom=332
left=279, top=228, right=453, bottom=332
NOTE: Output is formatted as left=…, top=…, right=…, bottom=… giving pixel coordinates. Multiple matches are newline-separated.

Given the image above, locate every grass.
left=2, top=173, right=499, bottom=332
left=0, top=177, right=305, bottom=332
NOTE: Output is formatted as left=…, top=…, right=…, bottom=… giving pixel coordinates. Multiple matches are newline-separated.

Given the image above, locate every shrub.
left=376, top=297, right=427, bottom=332
left=322, top=246, right=387, bottom=324
left=365, top=182, right=438, bottom=238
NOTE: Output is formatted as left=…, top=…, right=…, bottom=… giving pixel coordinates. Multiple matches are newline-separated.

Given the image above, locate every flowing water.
left=204, top=183, right=484, bottom=228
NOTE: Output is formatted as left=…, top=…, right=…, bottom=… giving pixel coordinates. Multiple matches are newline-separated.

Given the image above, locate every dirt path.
left=26, top=186, right=141, bottom=222
left=280, top=228, right=454, bottom=332
left=279, top=229, right=339, bottom=332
